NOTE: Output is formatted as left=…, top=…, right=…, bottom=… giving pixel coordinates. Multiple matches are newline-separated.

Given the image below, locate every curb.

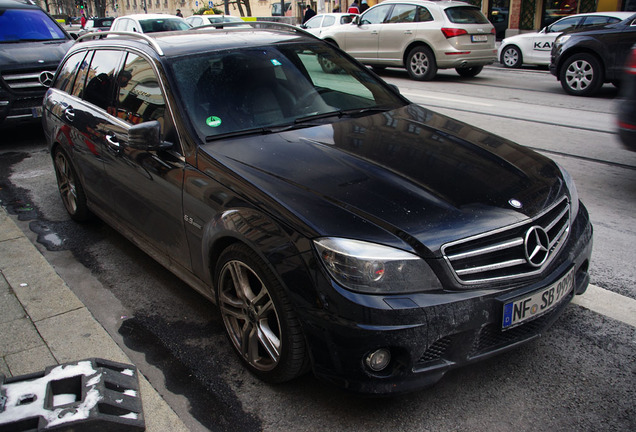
left=0, top=207, right=189, bottom=431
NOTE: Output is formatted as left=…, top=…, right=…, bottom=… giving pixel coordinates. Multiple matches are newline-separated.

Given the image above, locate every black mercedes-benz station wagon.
left=42, top=24, right=592, bottom=394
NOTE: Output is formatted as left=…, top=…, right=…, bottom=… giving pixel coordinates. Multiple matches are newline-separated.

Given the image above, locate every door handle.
left=64, top=107, right=75, bottom=122
left=105, top=133, right=121, bottom=150
left=404, top=30, right=413, bottom=34
left=371, top=30, right=379, bottom=35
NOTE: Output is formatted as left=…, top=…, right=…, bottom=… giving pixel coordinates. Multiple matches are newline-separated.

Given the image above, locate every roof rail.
left=75, top=31, right=165, bottom=56
left=188, top=20, right=314, bottom=37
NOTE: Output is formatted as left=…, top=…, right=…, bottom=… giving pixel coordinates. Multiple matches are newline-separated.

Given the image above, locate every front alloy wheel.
left=216, top=244, right=308, bottom=383
left=501, top=46, right=522, bottom=68
left=560, top=53, right=603, bottom=96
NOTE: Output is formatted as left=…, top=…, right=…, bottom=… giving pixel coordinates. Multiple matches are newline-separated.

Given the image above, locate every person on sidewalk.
left=176, top=9, right=183, bottom=17
left=303, top=5, right=316, bottom=24
left=359, top=0, right=369, bottom=13
left=348, top=0, right=360, bottom=14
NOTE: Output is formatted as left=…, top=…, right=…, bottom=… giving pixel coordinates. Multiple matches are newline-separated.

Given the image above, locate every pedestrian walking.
left=176, top=9, right=183, bottom=17
left=359, top=0, right=369, bottom=12
left=348, top=0, right=360, bottom=14
left=303, top=4, right=316, bottom=24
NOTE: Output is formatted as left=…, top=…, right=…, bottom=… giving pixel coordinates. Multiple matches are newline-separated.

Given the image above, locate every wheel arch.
left=201, top=208, right=317, bottom=307
left=402, top=41, right=436, bottom=67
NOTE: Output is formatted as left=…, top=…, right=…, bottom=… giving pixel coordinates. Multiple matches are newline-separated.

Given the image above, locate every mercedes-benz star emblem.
left=39, top=71, right=55, bottom=87
left=524, top=226, right=550, bottom=267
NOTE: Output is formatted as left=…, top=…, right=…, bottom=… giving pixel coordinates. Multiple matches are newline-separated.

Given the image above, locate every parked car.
left=300, top=13, right=357, bottom=38
left=79, top=17, right=115, bottom=35
left=109, top=14, right=190, bottom=33
left=0, top=0, right=74, bottom=128
left=185, top=14, right=247, bottom=28
left=319, top=0, right=496, bottom=81
left=499, top=12, right=633, bottom=69
left=43, top=24, right=592, bottom=394
left=617, top=44, right=636, bottom=149
left=550, top=12, right=636, bottom=96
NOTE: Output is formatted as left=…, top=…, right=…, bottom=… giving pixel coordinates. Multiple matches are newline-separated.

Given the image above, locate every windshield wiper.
left=294, top=107, right=392, bottom=125
left=205, top=123, right=314, bottom=142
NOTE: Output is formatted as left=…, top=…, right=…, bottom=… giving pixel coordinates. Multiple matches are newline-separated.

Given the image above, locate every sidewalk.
left=0, top=207, right=189, bottom=431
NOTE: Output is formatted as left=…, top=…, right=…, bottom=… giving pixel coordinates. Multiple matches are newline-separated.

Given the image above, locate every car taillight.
left=490, top=28, right=496, bottom=35
left=441, top=28, right=468, bottom=38
left=625, top=49, right=636, bottom=75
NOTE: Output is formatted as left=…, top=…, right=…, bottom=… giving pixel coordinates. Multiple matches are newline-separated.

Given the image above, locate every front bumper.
left=300, top=204, right=593, bottom=394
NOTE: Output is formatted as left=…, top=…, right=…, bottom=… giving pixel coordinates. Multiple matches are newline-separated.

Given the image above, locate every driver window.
left=548, top=17, right=581, bottom=33
left=360, top=4, right=392, bottom=25
left=114, top=53, right=166, bottom=130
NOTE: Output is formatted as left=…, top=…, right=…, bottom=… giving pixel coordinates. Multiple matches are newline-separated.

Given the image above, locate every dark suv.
left=43, top=24, right=592, bottom=394
left=0, top=0, right=74, bottom=127
left=550, top=12, right=636, bottom=96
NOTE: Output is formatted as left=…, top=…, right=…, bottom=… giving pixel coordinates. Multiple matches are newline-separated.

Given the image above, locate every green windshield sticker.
left=206, top=116, right=222, bottom=127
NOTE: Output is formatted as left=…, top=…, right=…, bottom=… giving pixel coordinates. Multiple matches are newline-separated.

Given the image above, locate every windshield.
left=169, top=41, right=406, bottom=141
left=0, top=8, right=67, bottom=42
left=139, top=18, right=191, bottom=33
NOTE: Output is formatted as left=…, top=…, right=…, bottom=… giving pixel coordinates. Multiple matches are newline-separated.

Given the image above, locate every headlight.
left=557, top=163, right=579, bottom=223
left=555, top=34, right=570, bottom=45
left=314, top=238, right=442, bottom=294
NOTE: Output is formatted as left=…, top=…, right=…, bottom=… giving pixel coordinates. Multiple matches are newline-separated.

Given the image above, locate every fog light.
left=365, top=348, right=391, bottom=372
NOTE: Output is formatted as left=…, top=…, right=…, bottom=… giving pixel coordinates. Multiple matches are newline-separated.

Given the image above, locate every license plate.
left=471, top=35, right=488, bottom=43
left=31, top=106, right=43, bottom=118
left=502, top=268, right=575, bottom=330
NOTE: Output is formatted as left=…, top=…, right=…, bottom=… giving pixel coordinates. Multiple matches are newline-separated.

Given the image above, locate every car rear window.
left=0, top=8, right=67, bottom=42
left=444, top=6, right=489, bottom=24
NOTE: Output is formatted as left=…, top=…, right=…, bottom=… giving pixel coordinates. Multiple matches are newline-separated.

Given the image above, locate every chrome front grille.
left=1, top=68, right=56, bottom=92
left=442, top=196, right=570, bottom=285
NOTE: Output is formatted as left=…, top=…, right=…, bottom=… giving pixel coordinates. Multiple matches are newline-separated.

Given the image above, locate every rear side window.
left=580, top=16, right=622, bottom=27
left=444, top=6, right=489, bottom=24
left=417, top=7, right=433, bottom=22
left=0, top=8, right=67, bottom=42
left=388, top=4, right=417, bottom=23
left=54, top=51, right=88, bottom=93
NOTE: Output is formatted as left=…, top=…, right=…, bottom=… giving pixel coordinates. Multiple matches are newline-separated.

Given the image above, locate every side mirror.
left=300, top=24, right=307, bottom=29
left=388, top=84, right=400, bottom=94
left=128, top=120, right=172, bottom=151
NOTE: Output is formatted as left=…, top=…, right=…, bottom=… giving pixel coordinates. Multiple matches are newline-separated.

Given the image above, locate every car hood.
left=198, top=104, right=567, bottom=256
left=0, top=39, right=74, bottom=71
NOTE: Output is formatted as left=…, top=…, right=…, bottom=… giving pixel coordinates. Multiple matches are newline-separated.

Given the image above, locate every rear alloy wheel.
left=501, top=45, right=522, bottom=68
left=560, top=53, right=604, bottom=96
left=53, top=147, right=90, bottom=222
left=215, top=244, right=308, bottom=383
left=456, top=66, right=483, bottom=78
left=406, top=46, right=437, bottom=81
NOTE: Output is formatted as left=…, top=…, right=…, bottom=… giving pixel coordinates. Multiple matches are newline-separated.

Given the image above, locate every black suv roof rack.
left=76, top=31, right=165, bottom=56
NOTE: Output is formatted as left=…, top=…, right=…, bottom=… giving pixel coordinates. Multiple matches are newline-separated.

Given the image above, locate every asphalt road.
left=1, top=64, right=635, bottom=432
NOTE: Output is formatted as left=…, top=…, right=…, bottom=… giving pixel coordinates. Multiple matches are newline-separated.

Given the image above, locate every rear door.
left=378, top=3, right=420, bottom=61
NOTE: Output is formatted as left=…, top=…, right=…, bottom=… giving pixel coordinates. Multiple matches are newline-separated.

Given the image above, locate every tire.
left=215, top=243, right=308, bottom=383
left=559, top=53, right=604, bottom=97
left=406, top=46, right=437, bottom=81
left=501, top=45, right=522, bottom=68
left=371, top=65, right=387, bottom=73
left=456, top=66, right=483, bottom=78
left=53, top=147, right=91, bottom=222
